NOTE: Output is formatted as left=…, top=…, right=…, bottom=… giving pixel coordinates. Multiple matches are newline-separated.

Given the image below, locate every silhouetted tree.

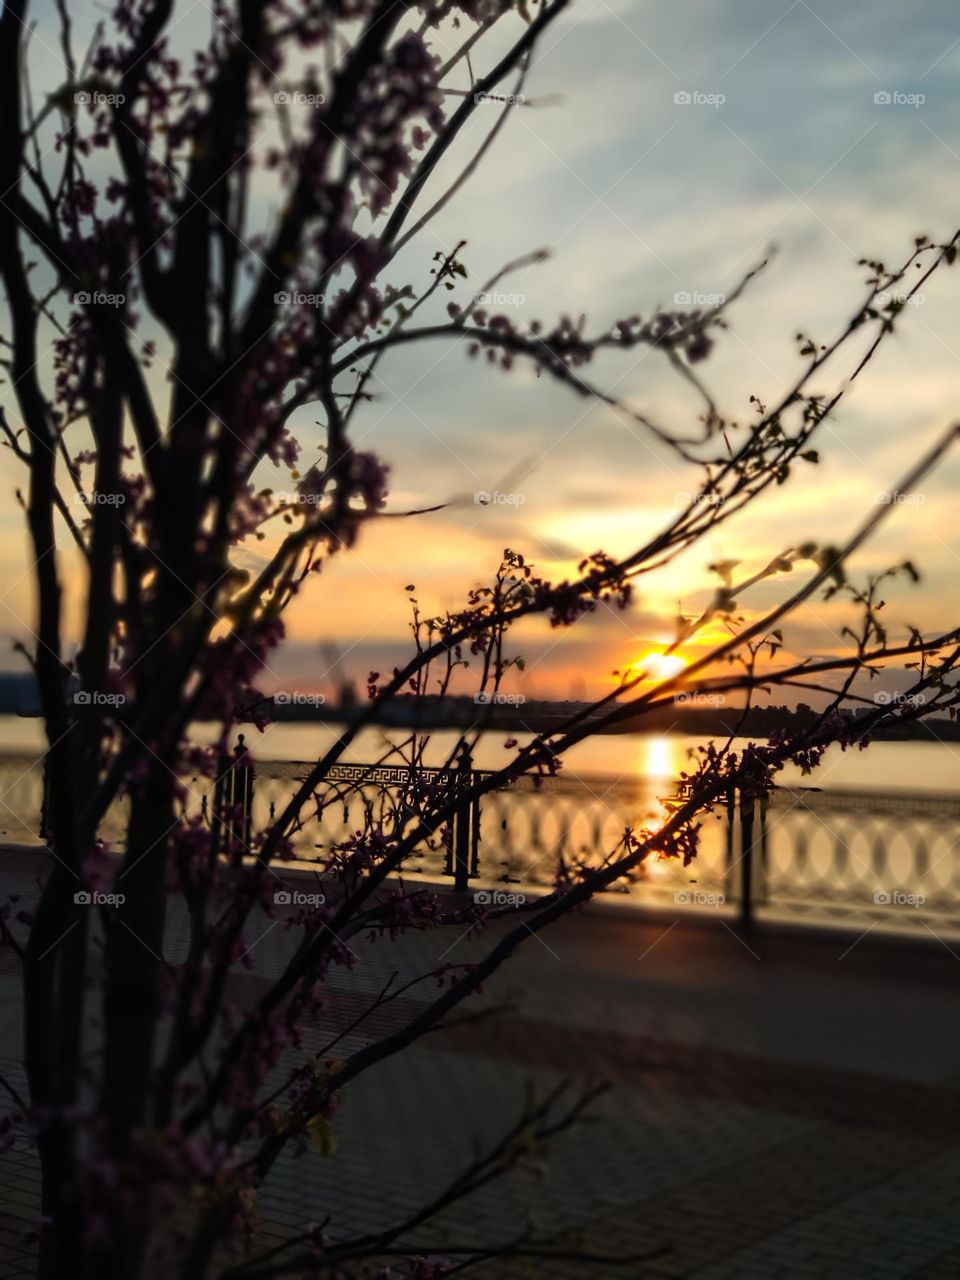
left=1, top=1, right=959, bottom=1276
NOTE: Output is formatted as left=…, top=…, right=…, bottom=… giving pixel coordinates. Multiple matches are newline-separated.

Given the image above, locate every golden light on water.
left=637, top=736, right=683, bottom=877
left=644, top=735, right=675, bottom=779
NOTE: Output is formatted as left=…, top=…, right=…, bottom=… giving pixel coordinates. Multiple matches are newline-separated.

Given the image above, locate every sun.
left=635, top=652, right=687, bottom=682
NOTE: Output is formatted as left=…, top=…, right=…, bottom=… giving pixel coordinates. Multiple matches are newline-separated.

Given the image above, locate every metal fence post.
left=212, top=735, right=255, bottom=863
left=211, top=755, right=228, bottom=855
left=233, top=737, right=254, bottom=865
left=470, top=780, right=481, bottom=882
left=739, top=789, right=756, bottom=932
left=453, top=747, right=473, bottom=892
left=723, top=783, right=735, bottom=902
left=39, top=759, right=50, bottom=842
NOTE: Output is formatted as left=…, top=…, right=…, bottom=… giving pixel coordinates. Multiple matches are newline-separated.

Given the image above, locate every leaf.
left=708, top=559, right=740, bottom=588
left=902, top=560, right=921, bottom=583
left=815, top=546, right=846, bottom=588
left=305, top=1115, right=338, bottom=1156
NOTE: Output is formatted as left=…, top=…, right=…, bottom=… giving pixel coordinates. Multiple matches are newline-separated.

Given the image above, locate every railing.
left=3, top=749, right=960, bottom=938
left=232, top=753, right=484, bottom=891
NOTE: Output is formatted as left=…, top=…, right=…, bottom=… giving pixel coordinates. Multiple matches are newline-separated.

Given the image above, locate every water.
left=2, top=717, right=958, bottom=933
left=1, top=714, right=959, bottom=793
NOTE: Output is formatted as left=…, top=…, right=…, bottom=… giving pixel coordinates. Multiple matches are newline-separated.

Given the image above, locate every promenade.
left=2, top=845, right=960, bottom=1278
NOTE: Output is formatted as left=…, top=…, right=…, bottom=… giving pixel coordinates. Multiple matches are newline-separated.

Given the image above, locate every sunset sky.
left=2, top=0, right=960, bottom=701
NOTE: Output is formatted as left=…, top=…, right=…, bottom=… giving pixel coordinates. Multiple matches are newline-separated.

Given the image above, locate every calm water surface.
left=1, top=715, right=958, bottom=794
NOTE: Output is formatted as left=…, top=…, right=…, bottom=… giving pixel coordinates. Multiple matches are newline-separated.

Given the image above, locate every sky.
left=2, top=0, right=960, bottom=702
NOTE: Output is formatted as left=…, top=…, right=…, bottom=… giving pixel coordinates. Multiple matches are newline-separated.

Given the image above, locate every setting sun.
left=636, top=652, right=688, bottom=682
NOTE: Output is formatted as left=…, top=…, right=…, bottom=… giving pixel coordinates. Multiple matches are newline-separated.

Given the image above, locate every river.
left=1, top=715, right=959, bottom=793
left=2, top=716, right=959, bottom=931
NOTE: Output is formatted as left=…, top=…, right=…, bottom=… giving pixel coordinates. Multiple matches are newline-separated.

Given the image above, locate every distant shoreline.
left=4, top=700, right=958, bottom=743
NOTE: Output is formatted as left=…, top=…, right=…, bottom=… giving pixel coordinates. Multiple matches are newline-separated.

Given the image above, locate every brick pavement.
left=3, top=844, right=960, bottom=1277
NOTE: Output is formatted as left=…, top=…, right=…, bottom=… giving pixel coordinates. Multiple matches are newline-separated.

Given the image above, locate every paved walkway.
left=3, top=845, right=960, bottom=1277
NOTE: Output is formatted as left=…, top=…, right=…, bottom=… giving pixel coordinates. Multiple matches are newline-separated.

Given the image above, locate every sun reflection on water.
left=643, top=735, right=676, bottom=780
left=635, top=736, right=686, bottom=877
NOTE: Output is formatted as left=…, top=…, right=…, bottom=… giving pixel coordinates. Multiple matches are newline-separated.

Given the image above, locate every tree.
left=0, top=0, right=958, bottom=1276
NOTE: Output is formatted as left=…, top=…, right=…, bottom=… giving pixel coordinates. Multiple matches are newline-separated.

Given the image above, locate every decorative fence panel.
left=4, top=749, right=960, bottom=937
